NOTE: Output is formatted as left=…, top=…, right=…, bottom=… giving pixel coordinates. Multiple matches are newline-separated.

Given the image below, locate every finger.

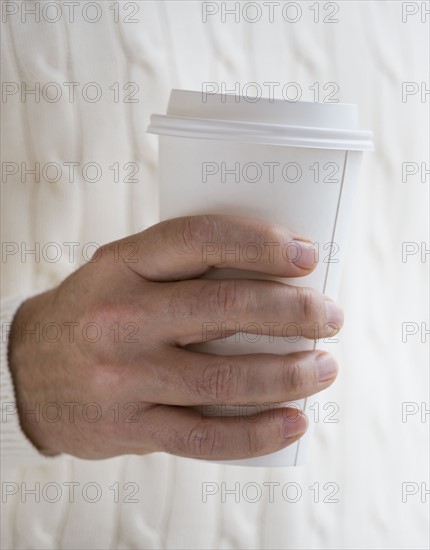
left=139, top=405, right=308, bottom=460
left=134, top=349, right=338, bottom=406
left=120, top=215, right=318, bottom=281
left=148, top=278, right=343, bottom=345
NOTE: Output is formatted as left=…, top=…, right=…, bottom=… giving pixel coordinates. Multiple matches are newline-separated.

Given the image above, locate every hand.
left=8, top=215, right=343, bottom=460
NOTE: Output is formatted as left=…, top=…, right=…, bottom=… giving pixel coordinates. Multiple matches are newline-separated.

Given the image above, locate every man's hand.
left=8, top=215, right=343, bottom=461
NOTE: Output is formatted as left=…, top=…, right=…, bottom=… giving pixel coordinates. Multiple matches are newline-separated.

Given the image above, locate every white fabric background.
left=1, top=1, right=429, bottom=548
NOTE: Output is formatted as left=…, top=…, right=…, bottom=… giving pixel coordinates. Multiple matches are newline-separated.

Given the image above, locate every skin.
left=8, top=215, right=343, bottom=461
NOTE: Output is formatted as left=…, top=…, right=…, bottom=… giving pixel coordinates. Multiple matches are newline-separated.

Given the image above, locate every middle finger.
left=150, top=278, right=344, bottom=345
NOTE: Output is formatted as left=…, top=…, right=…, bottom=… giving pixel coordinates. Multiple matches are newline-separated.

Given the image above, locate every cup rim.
left=148, top=89, right=374, bottom=151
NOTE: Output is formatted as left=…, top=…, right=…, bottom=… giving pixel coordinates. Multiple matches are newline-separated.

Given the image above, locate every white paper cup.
left=148, top=89, right=373, bottom=467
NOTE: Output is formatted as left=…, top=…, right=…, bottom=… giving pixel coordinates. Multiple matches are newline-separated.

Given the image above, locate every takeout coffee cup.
left=148, top=89, right=373, bottom=466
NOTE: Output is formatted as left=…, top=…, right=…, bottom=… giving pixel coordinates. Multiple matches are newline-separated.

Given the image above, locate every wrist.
left=8, top=290, right=60, bottom=456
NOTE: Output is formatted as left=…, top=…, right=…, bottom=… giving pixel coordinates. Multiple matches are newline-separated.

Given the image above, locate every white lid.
left=148, top=89, right=374, bottom=151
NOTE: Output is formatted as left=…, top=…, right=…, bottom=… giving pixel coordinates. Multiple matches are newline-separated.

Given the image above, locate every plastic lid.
left=147, top=89, right=374, bottom=151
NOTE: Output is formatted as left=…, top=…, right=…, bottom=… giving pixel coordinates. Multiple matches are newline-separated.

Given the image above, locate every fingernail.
left=282, top=412, right=308, bottom=439
left=316, top=353, right=338, bottom=382
left=325, top=300, right=344, bottom=328
left=290, top=240, right=318, bottom=270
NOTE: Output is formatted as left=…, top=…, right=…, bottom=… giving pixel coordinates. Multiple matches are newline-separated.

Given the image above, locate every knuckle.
left=89, top=242, right=113, bottom=264
left=86, top=301, right=114, bottom=327
left=89, top=244, right=105, bottom=262
left=88, top=362, right=124, bottom=394
left=88, top=300, right=132, bottom=328
left=245, top=423, right=265, bottom=456
left=177, top=216, right=218, bottom=255
left=198, top=361, right=240, bottom=402
left=295, top=287, right=321, bottom=321
left=208, top=279, right=248, bottom=318
left=184, top=423, right=218, bottom=458
left=282, top=359, right=304, bottom=394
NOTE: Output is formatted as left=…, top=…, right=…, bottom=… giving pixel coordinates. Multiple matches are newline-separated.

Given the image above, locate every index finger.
left=122, top=215, right=318, bottom=281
